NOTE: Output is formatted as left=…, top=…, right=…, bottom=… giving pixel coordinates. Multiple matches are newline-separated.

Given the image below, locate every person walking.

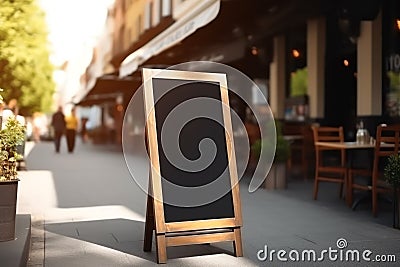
left=51, top=106, right=66, bottom=153
left=80, top=117, right=89, bottom=143
left=1, top=98, right=18, bottom=128
left=32, top=112, right=42, bottom=142
left=65, top=107, right=78, bottom=153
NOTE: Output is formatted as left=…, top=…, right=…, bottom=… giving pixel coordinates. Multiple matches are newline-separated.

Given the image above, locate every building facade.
left=75, top=0, right=400, bottom=145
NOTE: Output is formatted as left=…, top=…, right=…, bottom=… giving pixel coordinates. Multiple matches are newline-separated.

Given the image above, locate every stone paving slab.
left=0, top=214, right=31, bottom=267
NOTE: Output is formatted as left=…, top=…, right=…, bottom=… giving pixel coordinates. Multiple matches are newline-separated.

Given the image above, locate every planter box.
left=264, top=163, right=287, bottom=190
left=0, top=180, right=18, bottom=242
left=394, top=189, right=400, bottom=229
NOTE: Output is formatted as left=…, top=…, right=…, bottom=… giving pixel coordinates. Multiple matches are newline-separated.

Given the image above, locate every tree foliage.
left=0, top=0, right=55, bottom=115
left=290, top=67, right=308, bottom=97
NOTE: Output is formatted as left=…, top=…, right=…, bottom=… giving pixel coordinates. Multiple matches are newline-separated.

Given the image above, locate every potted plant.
left=0, top=91, right=26, bottom=241
left=252, top=120, right=290, bottom=190
left=384, top=154, right=400, bottom=229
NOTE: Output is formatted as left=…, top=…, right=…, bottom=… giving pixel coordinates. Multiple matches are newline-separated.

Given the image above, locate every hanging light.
left=396, top=19, right=400, bottom=31
left=251, top=46, right=258, bottom=56
left=343, top=59, right=349, bottom=67
left=292, top=49, right=300, bottom=58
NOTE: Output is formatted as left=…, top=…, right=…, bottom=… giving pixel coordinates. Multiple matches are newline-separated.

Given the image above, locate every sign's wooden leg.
left=144, top=193, right=154, bottom=252
left=156, top=234, right=167, bottom=264
left=233, top=228, right=243, bottom=257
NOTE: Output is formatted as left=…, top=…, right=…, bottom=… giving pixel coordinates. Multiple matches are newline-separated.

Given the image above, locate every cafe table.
left=314, top=140, right=394, bottom=150
left=314, top=141, right=378, bottom=150
left=314, top=141, right=392, bottom=207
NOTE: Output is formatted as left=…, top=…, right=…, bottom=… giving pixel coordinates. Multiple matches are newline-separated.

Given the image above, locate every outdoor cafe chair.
left=312, top=126, right=347, bottom=200
left=348, top=124, right=400, bottom=216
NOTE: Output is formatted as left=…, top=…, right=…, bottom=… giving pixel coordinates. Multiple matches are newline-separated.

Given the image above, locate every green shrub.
left=0, top=117, right=26, bottom=181
left=384, top=154, right=400, bottom=188
left=0, top=117, right=25, bottom=162
left=251, top=120, right=290, bottom=163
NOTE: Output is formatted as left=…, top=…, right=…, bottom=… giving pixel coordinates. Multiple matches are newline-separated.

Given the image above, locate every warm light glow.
left=251, top=46, right=258, bottom=56
left=343, top=59, right=349, bottom=67
left=292, top=49, right=300, bottom=58
left=397, top=19, right=400, bottom=31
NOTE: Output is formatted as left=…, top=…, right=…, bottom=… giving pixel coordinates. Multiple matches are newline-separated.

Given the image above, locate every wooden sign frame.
left=142, top=68, right=243, bottom=264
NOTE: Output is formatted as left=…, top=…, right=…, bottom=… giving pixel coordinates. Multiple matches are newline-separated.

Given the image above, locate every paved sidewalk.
left=17, top=140, right=400, bottom=266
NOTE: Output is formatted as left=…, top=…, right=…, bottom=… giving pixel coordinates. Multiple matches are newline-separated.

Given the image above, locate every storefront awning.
left=86, top=73, right=140, bottom=95
left=119, top=0, right=220, bottom=78
left=74, top=73, right=141, bottom=106
left=76, top=94, right=116, bottom=107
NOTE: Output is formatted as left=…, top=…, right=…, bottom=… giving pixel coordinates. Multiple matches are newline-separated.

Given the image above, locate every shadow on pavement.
left=45, top=218, right=237, bottom=263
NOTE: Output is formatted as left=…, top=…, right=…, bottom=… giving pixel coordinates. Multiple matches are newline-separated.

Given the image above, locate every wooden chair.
left=312, top=126, right=347, bottom=200
left=348, top=124, right=400, bottom=216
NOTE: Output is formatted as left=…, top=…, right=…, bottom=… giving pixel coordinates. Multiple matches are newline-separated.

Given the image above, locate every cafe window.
left=285, top=27, right=308, bottom=121
left=162, top=0, right=171, bottom=17
left=290, top=67, right=307, bottom=96
left=252, top=79, right=268, bottom=105
left=383, top=0, right=400, bottom=117
left=286, top=28, right=307, bottom=97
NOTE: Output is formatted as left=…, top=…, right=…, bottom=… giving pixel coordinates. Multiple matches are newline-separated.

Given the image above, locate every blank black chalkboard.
left=142, top=68, right=242, bottom=264
left=152, top=78, right=235, bottom=223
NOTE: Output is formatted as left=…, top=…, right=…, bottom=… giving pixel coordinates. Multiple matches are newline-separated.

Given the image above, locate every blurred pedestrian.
left=51, top=106, right=66, bottom=153
left=80, top=117, right=89, bottom=143
left=2, top=98, right=18, bottom=128
left=65, top=107, right=78, bottom=153
left=32, top=112, right=42, bottom=142
left=2, top=98, right=25, bottom=128
left=6, top=98, right=18, bottom=114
